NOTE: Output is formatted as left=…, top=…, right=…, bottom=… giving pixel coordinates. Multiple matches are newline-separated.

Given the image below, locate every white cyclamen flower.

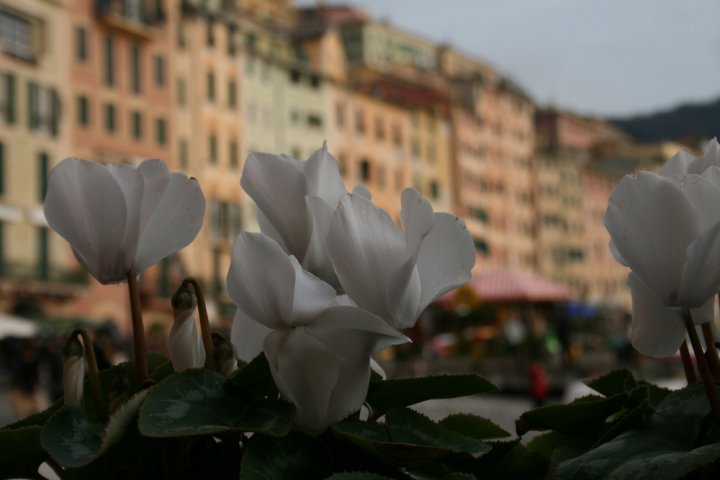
left=44, top=158, right=205, bottom=284
left=168, top=291, right=206, bottom=372
left=605, top=171, right=720, bottom=357
left=227, top=232, right=407, bottom=434
left=62, top=336, right=85, bottom=406
left=658, top=138, right=720, bottom=180
left=241, top=143, right=354, bottom=287
left=327, top=188, right=475, bottom=330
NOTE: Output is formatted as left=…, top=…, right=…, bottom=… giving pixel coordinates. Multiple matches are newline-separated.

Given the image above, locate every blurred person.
left=9, top=339, right=42, bottom=419
left=529, top=361, right=549, bottom=407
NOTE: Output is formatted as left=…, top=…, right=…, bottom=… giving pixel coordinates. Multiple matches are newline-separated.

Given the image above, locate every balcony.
left=95, top=0, right=165, bottom=38
left=0, top=262, right=88, bottom=298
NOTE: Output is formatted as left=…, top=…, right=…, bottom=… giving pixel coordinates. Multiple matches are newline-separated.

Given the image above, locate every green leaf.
left=439, top=413, right=511, bottom=440
left=40, top=390, right=150, bottom=468
left=139, top=369, right=294, bottom=437
left=0, top=426, right=48, bottom=478
left=1, top=398, right=62, bottom=431
left=385, top=408, right=491, bottom=458
left=240, top=432, right=330, bottom=480
left=585, top=369, right=636, bottom=397
left=557, top=385, right=720, bottom=480
left=333, top=420, right=390, bottom=444
left=41, top=405, right=104, bottom=467
left=473, top=442, right=549, bottom=480
left=325, top=473, right=394, bottom=480
left=516, top=394, right=626, bottom=436
left=229, top=353, right=277, bottom=397
left=366, top=374, right=497, bottom=417
left=594, top=399, right=651, bottom=446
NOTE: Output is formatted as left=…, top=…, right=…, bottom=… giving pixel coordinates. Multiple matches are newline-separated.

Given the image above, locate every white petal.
left=400, top=189, right=434, bottom=262
left=264, top=328, right=339, bottom=434
left=137, top=159, right=171, bottom=229
left=134, top=173, right=205, bottom=273
left=701, top=165, right=720, bottom=188
left=628, top=273, right=687, bottom=358
left=226, top=233, right=293, bottom=329
left=609, top=240, right=628, bottom=266
left=241, top=152, right=310, bottom=260
left=63, top=355, right=85, bottom=405
left=303, top=143, right=347, bottom=209
left=303, top=196, right=340, bottom=288
left=370, top=358, right=387, bottom=379
left=352, top=184, right=372, bottom=200
left=325, top=356, right=372, bottom=427
left=679, top=220, right=720, bottom=306
left=231, top=309, right=272, bottom=362
left=288, top=255, right=336, bottom=326
left=256, top=207, right=288, bottom=251
left=44, top=158, right=132, bottom=283
left=328, top=194, right=408, bottom=321
left=689, top=296, right=715, bottom=325
left=168, top=308, right=205, bottom=371
left=413, top=213, right=475, bottom=318
left=106, top=163, right=144, bottom=255
left=680, top=174, right=720, bottom=230
left=659, top=150, right=694, bottom=178
left=688, top=139, right=720, bottom=174
left=605, top=172, right=701, bottom=305
left=307, top=306, right=409, bottom=359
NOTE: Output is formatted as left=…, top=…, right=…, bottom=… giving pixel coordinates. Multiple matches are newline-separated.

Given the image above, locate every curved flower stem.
left=127, top=269, right=149, bottom=385
left=680, top=340, right=697, bottom=385
left=71, top=328, right=107, bottom=422
left=684, top=313, right=720, bottom=419
left=701, top=323, right=720, bottom=379
left=181, top=277, right=217, bottom=372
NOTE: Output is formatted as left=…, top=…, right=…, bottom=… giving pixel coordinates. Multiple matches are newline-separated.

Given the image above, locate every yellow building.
left=0, top=0, right=82, bottom=311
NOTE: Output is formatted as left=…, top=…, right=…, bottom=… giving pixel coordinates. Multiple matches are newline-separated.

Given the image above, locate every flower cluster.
left=229, top=143, right=475, bottom=432
left=605, top=139, right=720, bottom=358
left=43, top=144, right=475, bottom=434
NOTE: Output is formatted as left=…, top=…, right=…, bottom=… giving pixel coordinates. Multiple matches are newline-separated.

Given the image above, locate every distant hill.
left=609, top=97, right=720, bottom=144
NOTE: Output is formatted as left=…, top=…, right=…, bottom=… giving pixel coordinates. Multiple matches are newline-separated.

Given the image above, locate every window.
left=354, top=108, right=365, bottom=134
left=430, top=181, right=439, bottom=200
left=474, top=238, right=490, bottom=256
left=104, top=103, right=116, bottom=133
left=207, top=71, right=215, bottom=102
left=377, top=165, right=385, bottom=188
left=335, top=102, right=345, bottom=129
left=177, top=21, right=185, bottom=48
left=177, top=77, right=186, bottom=107
left=37, top=151, right=48, bottom=202
left=227, top=80, right=237, bottom=108
left=289, top=70, right=301, bottom=83
left=206, top=20, right=214, bottom=48
left=307, top=114, right=322, bottom=128
left=130, top=44, right=141, bottom=94
left=37, top=227, right=49, bottom=280
left=77, top=95, right=89, bottom=126
left=131, top=111, right=142, bottom=140
left=374, top=115, right=385, bottom=141
left=229, top=140, right=239, bottom=168
left=75, top=26, right=88, bottom=61
left=154, top=55, right=165, bottom=87
left=209, top=134, right=217, bottom=164
left=227, top=25, right=237, bottom=56
left=0, top=142, right=4, bottom=196
left=179, top=138, right=189, bottom=169
left=209, top=201, right=242, bottom=243
left=359, top=159, right=370, bottom=182
left=155, top=117, right=166, bottom=145
left=392, top=122, right=402, bottom=146
left=0, top=11, right=33, bottom=60
left=1, top=73, right=15, bottom=124
left=103, top=35, right=114, bottom=87
left=28, top=83, right=60, bottom=135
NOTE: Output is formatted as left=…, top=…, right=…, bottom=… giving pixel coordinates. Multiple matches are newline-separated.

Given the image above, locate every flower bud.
left=169, top=284, right=205, bottom=371
left=62, top=335, right=85, bottom=406
left=213, top=334, right=238, bottom=378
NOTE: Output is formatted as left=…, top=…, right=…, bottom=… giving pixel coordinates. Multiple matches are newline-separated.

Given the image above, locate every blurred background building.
left=0, top=0, right=716, bottom=378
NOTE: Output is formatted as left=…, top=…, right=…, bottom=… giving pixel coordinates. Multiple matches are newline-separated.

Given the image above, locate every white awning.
left=0, top=312, right=39, bottom=339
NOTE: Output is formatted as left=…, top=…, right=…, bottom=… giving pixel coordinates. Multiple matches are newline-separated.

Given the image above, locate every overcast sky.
left=296, top=0, right=720, bottom=118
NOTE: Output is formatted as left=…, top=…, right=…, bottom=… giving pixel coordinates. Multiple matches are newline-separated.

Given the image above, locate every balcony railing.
left=95, top=0, right=165, bottom=37
left=0, top=262, right=88, bottom=296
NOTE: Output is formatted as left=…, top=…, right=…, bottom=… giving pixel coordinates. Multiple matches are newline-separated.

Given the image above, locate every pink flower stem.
left=679, top=340, right=697, bottom=385
left=684, top=312, right=720, bottom=419
left=701, top=322, right=720, bottom=379
left=127, top=269, right=149, bottom=385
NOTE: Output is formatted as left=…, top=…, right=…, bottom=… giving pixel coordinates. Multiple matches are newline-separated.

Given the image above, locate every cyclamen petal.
left=328, top=188, right=475, bottom=330
left=44, top=158, right=205, bottom=284
left=168, top=307, right=206, bottom=372
left=227, top=231, right=408, bottom=433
